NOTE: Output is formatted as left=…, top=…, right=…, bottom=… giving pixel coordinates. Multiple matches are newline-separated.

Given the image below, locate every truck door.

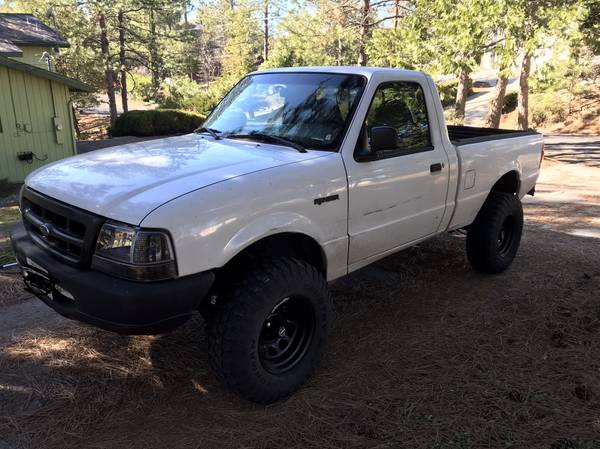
left=344, top=79, right=450, bottom=266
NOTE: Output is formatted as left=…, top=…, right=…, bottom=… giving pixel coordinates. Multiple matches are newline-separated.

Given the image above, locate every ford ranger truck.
left=10, top=67, right=543, bottom=403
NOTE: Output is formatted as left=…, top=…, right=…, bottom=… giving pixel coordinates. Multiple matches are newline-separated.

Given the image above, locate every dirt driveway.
left=1, top=139, right=599, bottom=449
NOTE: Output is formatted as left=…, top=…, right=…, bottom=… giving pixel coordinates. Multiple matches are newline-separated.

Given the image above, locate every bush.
left=444, top=109, right=464, bottom=126
left=436, top=79, right=474, bottom=108
left=530, top=108, right=547, bottom=127
left=126, top=74, right=205, bottom=109
left=127, top=73, right=155, bottom=102
left=182, top=91, right=222, bottom=116
left=529, top=93, right=568, bottom=127
left=109, top=109, right=206, bottom=137
left=502, top=92, right=518, bottom=114
left=182, top=74, right=239, bottom=116
left=437, top=81, right=458, bottom=107
left=158, top=76, right=204, bottom=109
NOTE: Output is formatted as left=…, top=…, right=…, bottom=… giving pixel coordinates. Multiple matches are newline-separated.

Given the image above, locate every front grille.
left=21, top=188, right=105, bottom=267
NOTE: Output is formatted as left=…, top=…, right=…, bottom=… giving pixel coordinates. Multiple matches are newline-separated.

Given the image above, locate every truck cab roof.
left=250, top=66, right=429, bottom=80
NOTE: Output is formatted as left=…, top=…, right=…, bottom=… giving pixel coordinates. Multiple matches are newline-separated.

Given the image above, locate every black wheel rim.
left=258, top=296, right=315, bottom=375
left=497, top=216, right=515, bottom=256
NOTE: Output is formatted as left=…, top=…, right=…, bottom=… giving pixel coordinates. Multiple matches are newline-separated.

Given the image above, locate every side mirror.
left=370, top=126, right=397, bottom=152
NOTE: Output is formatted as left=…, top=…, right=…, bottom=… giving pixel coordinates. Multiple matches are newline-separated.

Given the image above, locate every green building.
left=0, top=13, right=92, bottom=183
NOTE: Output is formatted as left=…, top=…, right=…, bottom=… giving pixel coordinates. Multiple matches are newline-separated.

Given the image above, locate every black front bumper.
left=10, top=222, right=214, bottom=335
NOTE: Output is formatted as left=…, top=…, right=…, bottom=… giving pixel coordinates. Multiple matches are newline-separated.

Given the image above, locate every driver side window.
left=357, top=81, right=432, bottom=158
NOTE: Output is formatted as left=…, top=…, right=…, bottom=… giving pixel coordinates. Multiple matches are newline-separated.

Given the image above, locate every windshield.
left=202, top=72, right=366, bottom=151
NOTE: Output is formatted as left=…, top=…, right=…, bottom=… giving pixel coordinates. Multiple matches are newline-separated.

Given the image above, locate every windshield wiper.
left=196, top=127, right=221, bottom=140
left=225, top=132, right=307, bottom=153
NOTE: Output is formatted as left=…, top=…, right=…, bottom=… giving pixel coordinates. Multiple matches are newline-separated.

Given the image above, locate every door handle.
left=430, top=163, right=443, bottom=173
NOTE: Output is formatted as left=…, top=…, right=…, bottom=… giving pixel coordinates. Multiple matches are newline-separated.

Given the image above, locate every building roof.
left=0, top=13, right=69, bottom=49
left=0, top=55, right=93, bottom=92
left=0, top=38, right=22, bottom=57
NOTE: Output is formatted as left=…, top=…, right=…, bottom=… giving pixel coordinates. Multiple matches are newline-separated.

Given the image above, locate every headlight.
left=92, top=221, right=177, bottom=281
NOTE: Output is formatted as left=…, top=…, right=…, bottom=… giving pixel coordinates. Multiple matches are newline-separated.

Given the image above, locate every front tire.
left=466, top=191, right=523, bottom=274
left=206, top=257, right=332, bottom=403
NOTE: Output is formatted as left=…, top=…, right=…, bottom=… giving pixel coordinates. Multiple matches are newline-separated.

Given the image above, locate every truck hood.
left=26, top=134, right=329, bottom=224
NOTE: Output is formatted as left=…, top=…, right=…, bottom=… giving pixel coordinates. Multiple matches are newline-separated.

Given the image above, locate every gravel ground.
left=0, top=152, right=599, bottom=449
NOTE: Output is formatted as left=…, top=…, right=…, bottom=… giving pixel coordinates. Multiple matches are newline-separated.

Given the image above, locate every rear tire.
left=466, top=191, right=523, bottom=274
left=206, top=257, right=332, bottom=403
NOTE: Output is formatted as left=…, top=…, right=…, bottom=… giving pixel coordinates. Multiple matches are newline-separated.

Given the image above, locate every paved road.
left=464, top=77, right=519, bottom=126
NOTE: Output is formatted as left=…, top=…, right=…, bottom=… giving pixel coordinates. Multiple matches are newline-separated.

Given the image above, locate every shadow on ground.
left=544, top=137, right=600, bottom=168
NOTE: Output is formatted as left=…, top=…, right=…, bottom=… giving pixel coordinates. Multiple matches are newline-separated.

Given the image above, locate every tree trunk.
left=517, top=52, right=532, bottom=130
left=357, top=0, right=370, bottom=66
left=454, top=67, right=470, bottom=123
left=72, top=104, right=81, bottom=140
left=262, top=0, right=269, bottom=62
left=394, top=0, right=400, bottom=30
left=485, top=75, right=508, bottom=128
left=99, top=12, right=118, bottom=125
left=149, top=9, right=160, bottom=98
left=118, top=9, right=128, bottom=113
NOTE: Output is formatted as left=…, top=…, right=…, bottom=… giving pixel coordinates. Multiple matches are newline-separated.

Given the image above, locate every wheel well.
left=491, top=171, right=520, bottom=195
left=463, top=171, right=521, bottom=232
left=209, top=233, right=326, bottom=298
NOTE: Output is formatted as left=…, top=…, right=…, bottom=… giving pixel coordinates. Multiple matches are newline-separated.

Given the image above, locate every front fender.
left=223, top=212, right=325, bottom=262
left=141, top=153, right=349, bottom=279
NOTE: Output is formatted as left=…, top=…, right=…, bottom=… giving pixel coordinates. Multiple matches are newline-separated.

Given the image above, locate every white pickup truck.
left=10, top=67, right=543, bottom=403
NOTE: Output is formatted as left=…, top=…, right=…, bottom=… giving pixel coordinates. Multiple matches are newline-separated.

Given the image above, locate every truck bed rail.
left=448, top=125, right=539, bottom=146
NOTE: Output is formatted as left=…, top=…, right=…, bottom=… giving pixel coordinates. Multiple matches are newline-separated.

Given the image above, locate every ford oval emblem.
left=39, top=223, right=52, bottom=237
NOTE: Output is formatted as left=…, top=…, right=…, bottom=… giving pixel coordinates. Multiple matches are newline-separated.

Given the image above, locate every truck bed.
left=448, top=125, right=539, bottom=146
left=446, top=123, right=543, bottom=231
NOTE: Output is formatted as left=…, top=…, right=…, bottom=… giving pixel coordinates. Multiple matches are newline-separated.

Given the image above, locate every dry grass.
left=0, top=205, right=20, bottom=267
left=0, top=273, right=29, bottom=307
left=541, top=86, right=600, bottom=136
left=0, top=183, right=21, bottom=267
left=77, top=114, right=110, bottom=141
left=500, top=83, right=600, bottom=135
left=0, top=223, right=599, bottom=449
